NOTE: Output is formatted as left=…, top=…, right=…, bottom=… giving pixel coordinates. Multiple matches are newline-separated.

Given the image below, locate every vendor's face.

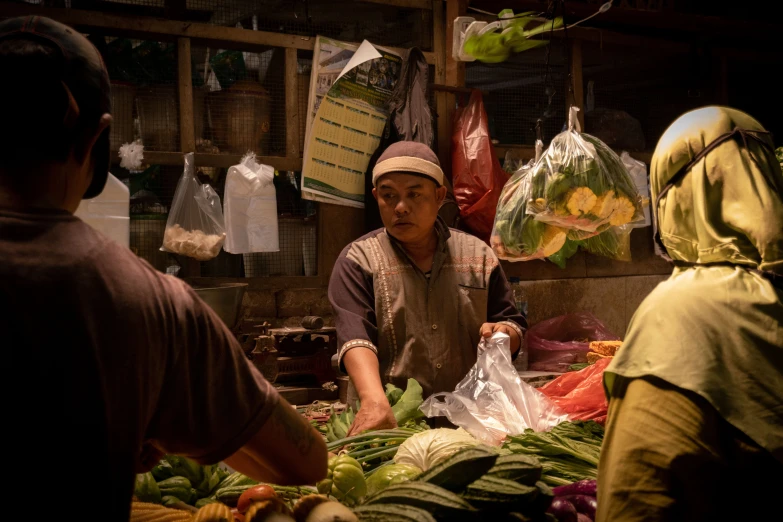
left=373, top=173, right=447, bottom=243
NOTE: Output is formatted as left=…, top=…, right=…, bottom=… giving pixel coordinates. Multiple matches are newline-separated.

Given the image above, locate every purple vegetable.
left=547, top=498, right=578, bottom=522
left=561, top=495, right=597, bottom=520
left=576, top=515, right=592, bottom=522
left=552, top=479, right=597, bottom=497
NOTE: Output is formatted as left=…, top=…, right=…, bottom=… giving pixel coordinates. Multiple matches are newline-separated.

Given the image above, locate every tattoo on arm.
left=270, top=401, right=315, bottom=456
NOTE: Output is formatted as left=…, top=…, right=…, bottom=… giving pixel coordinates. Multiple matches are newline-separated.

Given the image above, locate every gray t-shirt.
left=0, top=206, right=278, bottom=521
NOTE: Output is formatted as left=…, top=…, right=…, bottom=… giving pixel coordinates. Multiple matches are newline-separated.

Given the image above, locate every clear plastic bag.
left=539, top=356, right=613, bottom=424
left=161, top=153, right=226, bottom=261
left=526, top=313, right=619, bottom=373
left=527, top=107, right=644, bottom=235
left=223, top=153, right=279, bottom=254
left=420, top=332, right=568, bottom=446
left=491, top=140, right=568, bottom=262
left=620, top=151, right=652, bottom=228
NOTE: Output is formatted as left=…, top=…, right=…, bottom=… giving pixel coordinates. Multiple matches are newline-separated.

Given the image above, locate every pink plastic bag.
left=539, top=357, right=613, bottom=424
left=526, top=313, right=618, bottom=373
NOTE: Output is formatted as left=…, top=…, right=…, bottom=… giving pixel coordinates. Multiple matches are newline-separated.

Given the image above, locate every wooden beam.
left=356, top=0, right=433, bottom=9
left=284, top=48, right=302, bottom=159
left=177, top=37, right=196, bottom=154
left=111, top=151, right=303, bottom=171
left=567, top=39, right=584, bottom=130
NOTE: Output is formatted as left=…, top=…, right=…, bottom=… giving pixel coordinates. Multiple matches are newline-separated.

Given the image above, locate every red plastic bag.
left=539, top=357, right=612, bottom=424
left=526, top=313, right=619, bottom=373
left=452, top=90, right=509, bottom=243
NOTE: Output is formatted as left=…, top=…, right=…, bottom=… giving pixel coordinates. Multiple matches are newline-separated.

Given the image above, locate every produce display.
left=504, top=422, right=603, bottom=487
left=325, top=379, right=426, bottom=442
left=491, top=116, right=643, bottom=267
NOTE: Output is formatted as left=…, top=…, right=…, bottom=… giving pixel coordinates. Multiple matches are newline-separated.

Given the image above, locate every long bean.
left=326, top=431, right=413, bottom=451
left=348, top=441, right=405, bottom=458
left=355, top=447, right=399, bottom=463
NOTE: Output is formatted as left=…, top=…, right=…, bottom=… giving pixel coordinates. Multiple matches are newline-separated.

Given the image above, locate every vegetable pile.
left=491, top=113, right=643, bottom=267
left=504, top=421, right=604, bottom=487
left=324, top=379, right=426, bottom=443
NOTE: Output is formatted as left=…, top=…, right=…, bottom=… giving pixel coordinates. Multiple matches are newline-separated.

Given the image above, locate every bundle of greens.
left=504, top=421, right=604, bottom=487
left=491, top=159, right=567, bottom=261
left=527, top=128, right=643, bottom=236
left=325, top=378, right=426, bottom=442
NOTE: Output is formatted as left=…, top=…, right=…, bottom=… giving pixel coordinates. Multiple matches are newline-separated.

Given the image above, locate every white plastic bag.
left=621, top=151, right=652, bottom=228
left=420, top=332, right=568, bottom=446
left=161, top=153, right=226, bottom=261
left=223, top=153, right=279, bottom=254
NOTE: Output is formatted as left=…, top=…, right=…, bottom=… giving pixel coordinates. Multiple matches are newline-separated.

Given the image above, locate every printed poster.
left=301, top=37, right=402, bottom=208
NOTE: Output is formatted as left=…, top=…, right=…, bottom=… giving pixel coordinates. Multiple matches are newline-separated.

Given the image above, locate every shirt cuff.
left=338, top=339, right=379, bottom=373
left=498, top=320, right=525, bottom=360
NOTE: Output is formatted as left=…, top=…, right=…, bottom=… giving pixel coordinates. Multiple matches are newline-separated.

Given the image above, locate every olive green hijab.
left=605, top=107, right=783, bottom=462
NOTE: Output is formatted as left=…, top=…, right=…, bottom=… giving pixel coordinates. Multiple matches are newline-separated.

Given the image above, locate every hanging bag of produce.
left=527, top=107, right=644, bottom=237
left=452, top=90, right=509, bottom=243
left=161, top=153, right=226, bottom=261
left=491, top=140, right=570, bottom=261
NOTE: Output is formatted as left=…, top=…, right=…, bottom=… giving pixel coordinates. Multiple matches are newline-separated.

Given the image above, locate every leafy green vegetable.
left=505, top=421, right=604, bottom=486
left=391, top=378, right=425, bottom=426
left=385, top=383, right=404, bottom=406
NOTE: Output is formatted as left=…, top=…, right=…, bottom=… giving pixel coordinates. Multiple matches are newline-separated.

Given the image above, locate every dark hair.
left=0, top=37, right=78, bottom=169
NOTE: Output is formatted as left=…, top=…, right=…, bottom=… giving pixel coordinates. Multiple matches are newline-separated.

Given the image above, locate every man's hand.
left=480, top=322, right=521, bottom=354
left=348, top=398, right=397, bottom=436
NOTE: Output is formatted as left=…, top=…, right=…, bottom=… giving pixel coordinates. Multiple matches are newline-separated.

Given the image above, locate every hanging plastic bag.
left=527, top=107, right=644, bottom=236
left=526, top=313, right=619, bottom=373
left=223, top=153, right=279, bottom=254
left=491, top=140, right=569, bottom=261
left=452, top=90, right=509, bottom=243
left=539, top=357, right=613, bottom=424
left=161, top=153, right=226, bottom=261
left=621, top=151, right=652, bottom=228
left=421, top=332, right=568, bottom=446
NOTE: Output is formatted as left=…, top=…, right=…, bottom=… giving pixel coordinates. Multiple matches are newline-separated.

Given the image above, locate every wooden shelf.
left=111, top=151, right=303, bottom=171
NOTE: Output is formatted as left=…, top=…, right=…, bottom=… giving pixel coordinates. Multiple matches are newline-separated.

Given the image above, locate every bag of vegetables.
left=491, top=140, right=568, bottom=261
left=527, top=107, right=643, bottom=236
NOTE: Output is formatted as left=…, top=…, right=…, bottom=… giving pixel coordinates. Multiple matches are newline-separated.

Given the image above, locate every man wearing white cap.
left=328, top=141, right=527, bottom=434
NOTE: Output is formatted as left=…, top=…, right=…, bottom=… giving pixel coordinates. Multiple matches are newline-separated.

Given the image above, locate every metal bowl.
left=190, top=282, right=248, bottom=330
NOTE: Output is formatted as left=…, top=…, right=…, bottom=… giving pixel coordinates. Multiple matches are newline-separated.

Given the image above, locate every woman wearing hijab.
left=596, top=107, right=783, bottom=521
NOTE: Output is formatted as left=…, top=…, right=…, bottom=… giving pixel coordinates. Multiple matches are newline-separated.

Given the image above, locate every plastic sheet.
left=161, top=153, right=225, bottom=261
left=539, top=357, right=613, bottom=424
left=526, top=313, right=619, bottom=373
left=421, top=332, right=568, bottom=446
left=452, top=90, right=509, bottom=243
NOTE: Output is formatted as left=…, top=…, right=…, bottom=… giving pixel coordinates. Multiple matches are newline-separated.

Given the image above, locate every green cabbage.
left=393, top=428, right=480, bottom=471
left=365, top=464, right=422, bottom=495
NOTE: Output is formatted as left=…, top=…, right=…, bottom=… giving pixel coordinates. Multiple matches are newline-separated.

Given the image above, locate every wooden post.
left=440, top=0, right=467, bottom=180
left=567, top=39, right=585, bottom=130
left=285, top=47, right=302, bottom=159
left=433, top=0, right=450, bottom=169
left=178, top=37, right=196, bottom=154
left=176, top=37, right=200, bottom=277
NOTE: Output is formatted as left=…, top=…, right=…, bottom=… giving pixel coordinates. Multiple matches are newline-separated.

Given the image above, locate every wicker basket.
left=135, top=84, right=179, bottom=151
left=208, top=80, right=271, bottom=155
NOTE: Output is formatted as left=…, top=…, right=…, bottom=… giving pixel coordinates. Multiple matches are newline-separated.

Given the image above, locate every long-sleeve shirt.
left=328, top=217, right=527, bottom=397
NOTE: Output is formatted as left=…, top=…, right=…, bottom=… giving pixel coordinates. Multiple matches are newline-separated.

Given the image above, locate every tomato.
left=237, top=485, right=277, bottom=513
left=230, top=508, right=245, bottom=522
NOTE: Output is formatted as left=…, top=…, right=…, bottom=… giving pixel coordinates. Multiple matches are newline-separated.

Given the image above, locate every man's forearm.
left=343, top=347, right=386, bottom=402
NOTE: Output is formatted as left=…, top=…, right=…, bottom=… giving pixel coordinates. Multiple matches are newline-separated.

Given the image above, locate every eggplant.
left=552, top=479, right=597, bottom=497
left=560, top=495, right=597, bottom=520
left=546, top=498, right=578, bottom=522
